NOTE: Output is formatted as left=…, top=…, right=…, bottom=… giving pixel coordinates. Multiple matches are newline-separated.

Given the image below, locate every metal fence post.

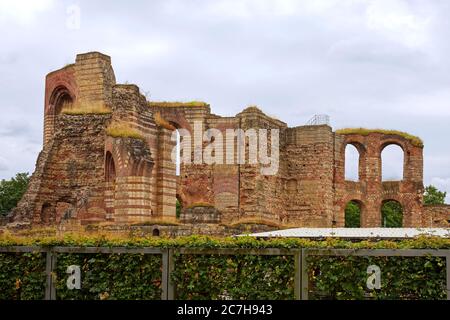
left=301, top=248, right=308, bottom=300
left=44, top=249, right=57, bottom=300
left=161, top=249, right=169, bottom=300
left=446, top=255, right=450, bottom=301
left=167, top=249, right=175, bottom=300
left=294, top=250, right=301, bottom=300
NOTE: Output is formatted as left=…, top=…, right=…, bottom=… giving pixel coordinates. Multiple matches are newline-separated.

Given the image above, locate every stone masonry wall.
left=11, top=51, right=449, bottom=232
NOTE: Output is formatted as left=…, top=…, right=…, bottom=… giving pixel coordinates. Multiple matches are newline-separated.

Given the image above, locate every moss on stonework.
left=106, top=122, right=145, bottom=140
left=148, top=101, right=208, bottom=108
left=336, top=128, right=423, bottom=147
left=61, top=101, right=112, bottom=115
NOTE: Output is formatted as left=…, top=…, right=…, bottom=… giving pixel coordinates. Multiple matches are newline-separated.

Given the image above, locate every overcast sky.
left=0, top=0, right=449, bottom=201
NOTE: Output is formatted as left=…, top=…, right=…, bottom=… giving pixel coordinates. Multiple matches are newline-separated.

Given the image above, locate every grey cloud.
left=0, top=0, right=449, bottom=201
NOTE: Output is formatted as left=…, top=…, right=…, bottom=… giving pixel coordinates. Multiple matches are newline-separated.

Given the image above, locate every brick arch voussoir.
left=47, top=82, right=78, bottom=115
left=159, top=111, right=193, bottom=133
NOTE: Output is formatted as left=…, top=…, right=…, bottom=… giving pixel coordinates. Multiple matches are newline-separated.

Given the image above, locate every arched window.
left=50, top=86, right=74, bottom=115
left=381, top=200, right=403, bottom=227
left=152, top=228, right=160, bottom=237
left=381, top=144, right=404, bottom=181
left=345, top=200, right=362, bottom=227
left=105, top=152, right=116, bottom=182
left=345, top=144, right=360, bottom=181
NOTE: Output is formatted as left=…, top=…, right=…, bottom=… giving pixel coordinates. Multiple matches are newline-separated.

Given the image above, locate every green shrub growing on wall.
left=307, top=255, right=447, bottom=300
left=172, top=254, right=294, bottom=300
left=0, top=235, right=449, bottom=300
left=0, top=252, right=46, bottom=300
left=55, top=253, right=162, bottom=300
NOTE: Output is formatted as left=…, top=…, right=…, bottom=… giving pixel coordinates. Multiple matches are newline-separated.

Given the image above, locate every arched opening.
left=50, top=87, right=74, bottom=115
left=345, top=200, right=362, bottom=227
left=105, top=152, right=116, bottom=182
left=381, top=144, right=404, bottom=181
left=381, top=200, right=403, bottom=227
left=345, top=144, right=360, bottom=181
left=152, top=228, right=160, bottom=237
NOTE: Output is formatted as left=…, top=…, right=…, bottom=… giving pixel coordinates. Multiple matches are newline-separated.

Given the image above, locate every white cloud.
left=393, top=90, right=450, bottom=117
left=365, top=0, right=432, bottom=48
left=0, top=0, right=55, bottom=25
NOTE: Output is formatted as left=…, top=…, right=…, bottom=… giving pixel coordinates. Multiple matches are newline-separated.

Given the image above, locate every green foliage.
left=308, top=256, right=446, bottom=300
left=171, top=254, right=294, bottom=300
left=424, top=185, right=447, bottom=205
left=0, top=172, right=30, bottom=216
left=381, top=201, right=403, bottom=227
left=55, top=253, right=161, bottom=300
left=0, top=236, right=449, bottom=300
left=0, top=252, right=46, bottom=300
left=345, top=201, right=361, bottom=227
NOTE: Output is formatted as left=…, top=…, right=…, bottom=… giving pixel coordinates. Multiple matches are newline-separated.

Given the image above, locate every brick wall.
left=11, top=51, right=449, bottom=231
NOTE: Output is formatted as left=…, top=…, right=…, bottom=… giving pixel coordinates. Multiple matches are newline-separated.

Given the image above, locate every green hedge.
left=55, top=253, right=162, bottom=300
left=172, top=254, right=294, bottom=300
left=308, top=256, right=447, bottom=300
left=0, top=235, right=448, bottom=300
left=0, top=252, right=46, bottom=300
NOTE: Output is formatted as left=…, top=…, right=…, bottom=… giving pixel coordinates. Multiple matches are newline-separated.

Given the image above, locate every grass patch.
left=148, top=101, right=208, bottom=108
left=61, top=101, right=111, bottom=115
left=106, top=122, right=144, bottom=140
left=336, top=128, right=423, bottom=147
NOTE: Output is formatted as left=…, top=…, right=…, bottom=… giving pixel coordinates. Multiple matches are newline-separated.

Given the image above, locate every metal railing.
left=306, top=114, right=330, bottom=126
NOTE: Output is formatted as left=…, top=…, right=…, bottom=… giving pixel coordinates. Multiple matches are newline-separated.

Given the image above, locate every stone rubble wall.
left=9, top=51, right=449, bottom=232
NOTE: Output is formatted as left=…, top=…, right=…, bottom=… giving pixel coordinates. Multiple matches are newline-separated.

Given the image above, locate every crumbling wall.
left=14, top=114, right=111, bottom=225
left=12, top=51, right=449, bottom=232
left=422, top=205, right=450, bottom=227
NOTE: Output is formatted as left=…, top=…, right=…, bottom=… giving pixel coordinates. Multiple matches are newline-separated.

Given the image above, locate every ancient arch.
left=342, top=141, right=366, bottom=182
left=381, top=143, right=404, bottom=181
left=105, top=151, right=116, bottom=182
left=344, top=199, right=364, bottom=228
left=344, top=144, right=360, bottom=181
left=381, top=199, right=403, bottom=227
left=49, top=86, right=75, bottom=115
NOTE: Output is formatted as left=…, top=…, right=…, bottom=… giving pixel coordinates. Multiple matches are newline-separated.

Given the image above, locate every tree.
left=345, top=201, right=361, bottom=227
left=424, top=185, right=447, bottom=205
left=381, top=200, right=403, bottom=227
left=0, top=172, right=30, bottom=216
